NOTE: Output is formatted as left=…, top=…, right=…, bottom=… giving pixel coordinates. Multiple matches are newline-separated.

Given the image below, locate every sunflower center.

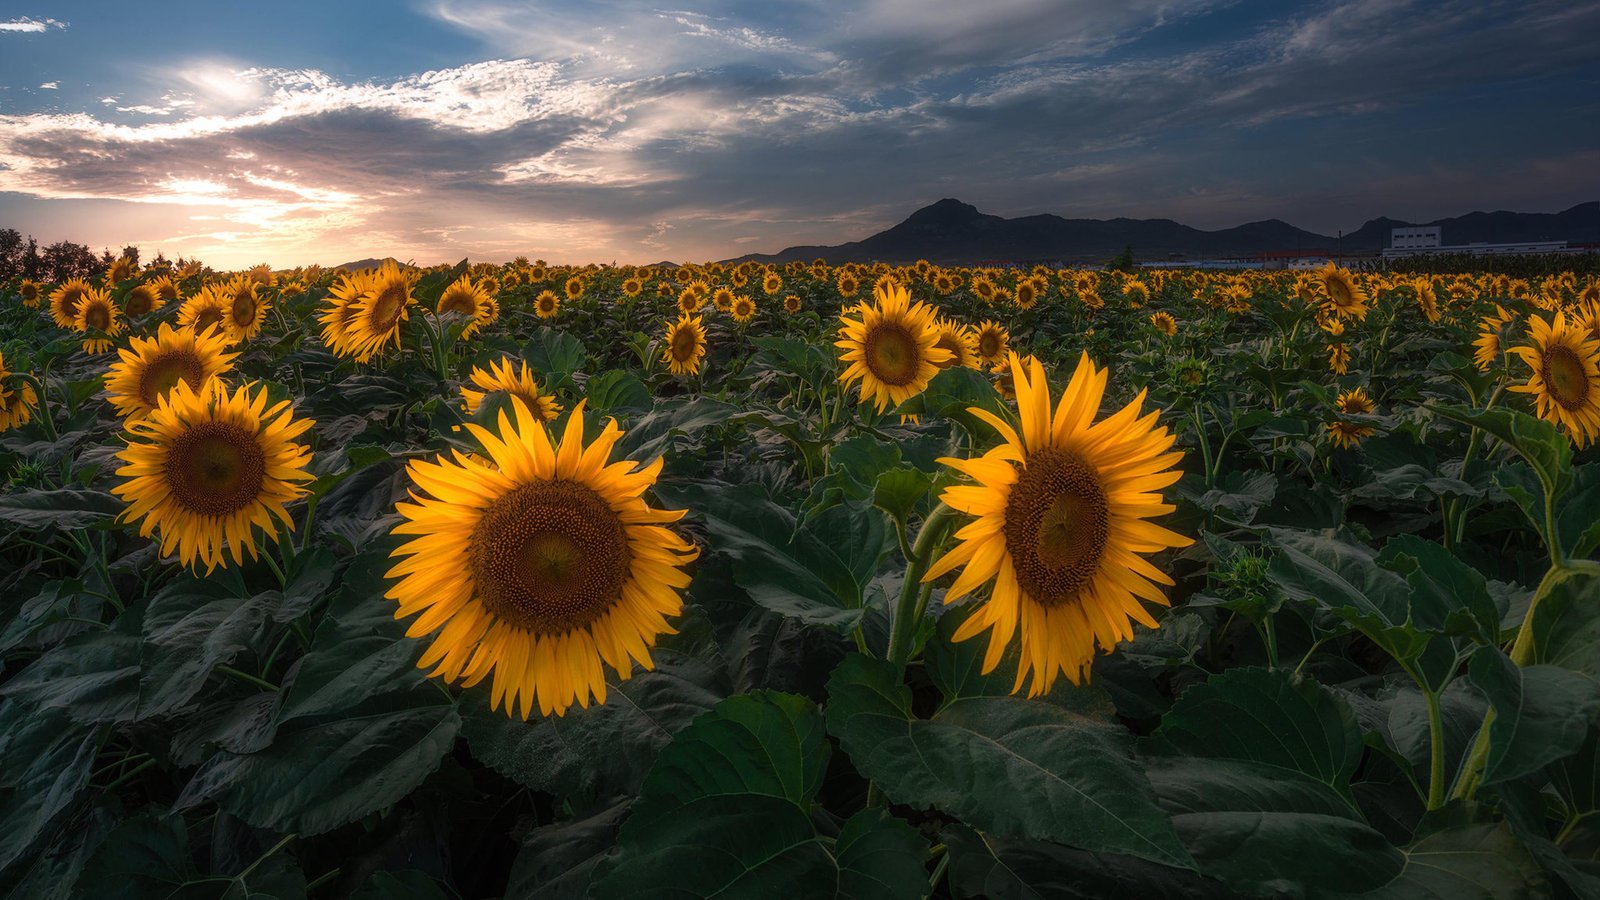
left=194, top=308, right=224, bottom=335
left=231, top=291, right=256, bottom=325
left=864, top=323, right=921, bottom=386
left=469, top=479, right=632, bottom=634
left=126, top=288, right=154, bottom=316
left=978, top=330, right=1002, bottom=358
left=1003, top=448, right=1110, bottom=607
left=1327, top=278, right=1352, bottom=307
left=84, top=303, right=110, bottom=331
left=439, top=293, right=475, bottom=316
left=140, top=352, right=206, bottom=406
left=1542, top=345, right=1591, bottom=410
left=934, top=332, right=964, bottom=368
left=370, top=284, right=408, bottom=330
left=165, top=421, right=266, bottom=517
left=670, top=326, right=700, bottom=362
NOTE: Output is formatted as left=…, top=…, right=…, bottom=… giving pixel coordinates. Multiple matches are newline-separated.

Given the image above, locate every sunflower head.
left=179, top=284, right=232, bottom=340
left=386, top=400, right=699, bottom=718
left=1328, top=342, right=1350, bottom=375
left=783, top=294, right=803, bottom=314
left=1327, top=387, right=1376, bottom=449
left=662, top=314, right=707, bottom=376
left=973, top=320, right=1010, bottom=366
left=711, top=286, right=735, bottom=312
left=835, top=279, right=952, bottom=412
left=123, top=283, right=164, bottom=317
left=622, top=277, right=644, bottom=297
left=437, top=275, right=499, bottom=338
left=461, top=357, right=562, bottom=422
left=74, top=286, right=122, bottom=354
left=49, top=278, right=92, bottom=328
left=105, top=256, right=139, bottom=285
left=1149, top=312, right=1177, bottom=336
left=105, top=322, right=239, bottom=420
left=112, top=379, right=314, bottom=572
left=1317, top=263, right=1369, bottom=320
left=1508, top=311, right=1600, bottom=447
left=932, top=318, right=979, bottom=369
left=19, top=279, right=41, bottom=307
left=223, top=275, right=270, bottom=342
left=730, top=295, right=757, bottom=323
left=762, top=272, right=783, bottom=295
left=924, top=352, right=1190, bottom=695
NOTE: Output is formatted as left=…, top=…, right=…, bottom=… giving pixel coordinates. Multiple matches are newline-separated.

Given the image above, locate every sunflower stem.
left=887, top=504, right=957, bottom=669
left=217, top=664, right=280, bottom=693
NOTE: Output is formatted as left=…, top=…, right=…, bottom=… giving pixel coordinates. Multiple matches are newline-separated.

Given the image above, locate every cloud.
left=38, top=81, right=57, bottom=89
left=0, top=16, right=67, bottom=33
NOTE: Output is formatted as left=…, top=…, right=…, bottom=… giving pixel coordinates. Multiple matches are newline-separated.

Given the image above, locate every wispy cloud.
left=0, top=16, right=67, bottom=33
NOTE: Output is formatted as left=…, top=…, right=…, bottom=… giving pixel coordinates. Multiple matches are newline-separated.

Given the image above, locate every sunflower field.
left=1, top=257, right=1598, bottom=898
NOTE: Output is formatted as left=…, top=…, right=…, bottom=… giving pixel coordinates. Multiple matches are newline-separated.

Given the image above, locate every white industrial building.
left=1383, top=226, right=1570, bottom=259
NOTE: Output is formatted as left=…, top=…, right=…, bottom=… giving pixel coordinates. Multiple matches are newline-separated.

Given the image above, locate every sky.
left=0, top=0, right=1597, bottom=269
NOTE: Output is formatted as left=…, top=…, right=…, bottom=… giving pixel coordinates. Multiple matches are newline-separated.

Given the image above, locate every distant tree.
left=0, top=228, right=22, bottom=279
left=1104, top=245, right=1136, bottom=272
left=120, top=245, right=140, bottom=267
left=40, top=240, right=102, bottom=282
left=23, top=236, right=40, bottom=280
left=150, top=251, right=170, bottom=271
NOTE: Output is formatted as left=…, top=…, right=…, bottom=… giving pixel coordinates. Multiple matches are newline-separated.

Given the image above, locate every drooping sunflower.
left=436, top=275, right=499, bottom=338
left=49, top=278, right=93, bottom=328
left=346, top=261, right=415, bottom=361
left=1124, top=279, right=1151, bottom=307
left=179, top=284, right=232, bottom=339
left=0, top=351, right=38, bottom=432
left=461, top=358, right=562, bottom=422
left=123, top=282, right=164, bottom=317
left=535, top=290, right=561, bottom=319
left=1327, top=387, right=1376, bottom=449
left=1317, top=263, right=1369, bottom=320
left=924, top=352, right=1190, bottom=695
left=662, top=314, right=707, bottom=376
left=973, top=320, right=1010, bottom=366
left=1508, top=311, right=1600, bottom=447
left=318, top=272, right=369, bottom=358
left=932, top=318, right=978, bottom=369
left=835, top=280, right=952, bottom=413
left=19, top=279, right=41, bottom=308
left=1149, top=312, right=1178, bottom=336
left=112, top=380, right=314, bottom=572
left=1473, top=304, right=1515, bottom=371
left=1329, top=342, right=1350, bottom=375
left=730, top=295, right=757, bottom=323
left=105, top=323, right=238, bottom=420
left=74, top=286, right=122, bottom=354
left=385, top=400, right=700, bottom=719
left=1413, top=279, right=1441, bottom=324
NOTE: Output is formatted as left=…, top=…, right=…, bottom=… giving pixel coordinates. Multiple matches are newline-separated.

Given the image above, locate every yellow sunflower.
left=973, top=320, right=1010, bottom=367
left=112, top=380, right=314, bottom=572
left=74, top=286, right=122, bottom=354
left=836, top=280, right=952, bottom=413
left=783, top=294, right=803, bottom=314
left=1327, top=388, right=1376, bottom=449
left=123, top=282, right=164, bottom=317
left=837, top=270, right=861, bottom=299
left=1473, top=305, right=1515, bottom=372
left=535, top=290, right=561, bottom=319
left=1508, top=311, right=1600, bottom=447
left=1414, top=280, right=1440, bottom=324
left=622, top=277, right=644, bottom=298
left=149, top=275, right=182, bottom=306
left=436, top=275, right=499, bottom=338
left=385, top=400, right=700, bottom=718
left=662, top=314, right=707, bottom=376
left=1329, top=342, right=1350, bottom=375
left=105, top=323, right=238, bottom=420
left=676, top=288, right=705, bottom=316
left=1124, top=279, right=1151, bottom=307
left=105, top=256, right=138, bottom=285
left=222, top=275, right=270, bottom=342
left=711, top=286, right=735, bottom=312
left=730, top=295, right=757, bottom=323
left=318, top=272, right=369, bottom=358
left=461, top=358, right=562, bottom=422
left=924, top=352, right=1190, bottom=695
left=1317, top=263, right=1369, bottom=320
left=932, top=318, right=979, bottom=369
left=19, top=279, right=42, bottom=308
left=1149, top=312, right=1177, bottom=336
left=179, top=284, right=232, bottom=339
left=346, top=261, right=415, bottom=361
left=564, top=276, right=585, bottom=301
left=762, top=272, right=783, bottom=295
left=49, top=278, right=93, bottom=328
left=1013, top=277, right=1041, bottom=310
left=0, top=351, right=38, bottom=432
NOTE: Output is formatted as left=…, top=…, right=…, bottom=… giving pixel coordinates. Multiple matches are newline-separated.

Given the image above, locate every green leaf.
left=139, top=576, right=274, bottom=719
left=1144, top=755, right=1402, bottom=896
left=0, top=704, right=97, bottom=877
left=461, top=650, right=724, bottom=805
left=1174, top=470, right=1278, bottom=526
left=872, top=466, right=934, bottom=525
left=0, top=627, right=140, bottom=724
left=1523, top=570, right=1600, bottom=679
left=353, top=870, right=453, bottom=900
left=506, top=804, right=629, bottom=900
left=76, top=813, right=211, bottom=898
left=662, top=482, right=889, bottom=631
left=1268, top=528, right=1428, bottom=667
left=584, top=370, right=651, bottom=416
left=1153, top=667, right=1363, bottom=798
left=941, top=824, right=1224, bottom=900
left=0, top=488, right=123, bottom=528
left=897, top=366, right=1006, bottom=437
left=523, top=327, right=588, bottom=378
left=1375, top=535, right=1498, bottom=642
left=1469, top=646, right=1600, bottom=786
left=593, top=691, right=929, bottom=899
left=826, top=653, right=1191, bottom=868
left=1351, top=816, right=1547, bottom=899
left=1433, top=404, right=1571, bottom=499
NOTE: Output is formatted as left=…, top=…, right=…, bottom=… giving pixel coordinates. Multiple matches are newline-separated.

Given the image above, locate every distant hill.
left=332, top=257, right=408, bottom=271
left=724, top=199, right=1600, bottom=265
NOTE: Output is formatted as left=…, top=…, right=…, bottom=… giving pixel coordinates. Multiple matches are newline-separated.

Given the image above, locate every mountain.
left=332, top=256, right=408, bottom=271
left=724, top=199, right=1600, bottom=265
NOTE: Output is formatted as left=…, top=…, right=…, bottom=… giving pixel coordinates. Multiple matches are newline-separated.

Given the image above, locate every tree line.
left=0, top=228, right=188, bottom=282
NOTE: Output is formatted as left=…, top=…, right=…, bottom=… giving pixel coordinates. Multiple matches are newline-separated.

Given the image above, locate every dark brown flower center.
left=231, top=288, right=257, bottom=326
left=670, top=325, right=700, bottom=362
left=470, top=480, right=631, bottom=634
left=439, top=292, right=476, bottom=316
left=84, top=302, right=111, bottom=331
left=978, top=330, right=1002, bottom=359
left=165, top=421, right=265, bottom=516
left=126, top=287, right=155, bottom=316
left=370, top=283, right=408, bottom=330
left=1326, top=276, right=1353, bottom=307
left=1003, top=448, right=1109, bottom=608
left=140, top=351, right=206, bottom=407
left=864, top=322, right=920, bottom=386
left=1543, top=345, right=1590, bottom=410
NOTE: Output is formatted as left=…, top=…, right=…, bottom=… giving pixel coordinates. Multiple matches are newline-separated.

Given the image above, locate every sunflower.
left=837, top=270, right=861, bottom=299
left=836, top=280, right=952, bottom=413
left=1013, top=278, right=1040, bottom=310
left=1508, top=311, right=1600, bottom=447
left=1149, top=312, right=1177, bottom=336
left=677, top=287, right=705, bottom=316
left=1473, top=305, right=1515, bottom=372
left=461, top=358, right=562, bottom=422
left=923, top=352, right=1189, bottom=695
left=730, top=295, right=757, bottom=323
left=932, top=318, right=978, bottom=369
left=19, top=279, right=41, bottom=308
left=564, top=276, right=585, bottom=301
left=112, top=380, right=314, bottom=572
left=1317, top=263, right=1368, bottom=320
left=973, top=320, right=1010, bottom=367
left=972, top=276, right=997, bottom=304
left=530, top=289, right=559, bottom=319
left=711, top=286, right=735, bottom=312
left=662, top=314, right=707, bottom=376
left=222, top=275, right=270, bottom=342
left=105, top=323, right=238, bottom=420
left=179, top=284, right=231, bottom=339
left=318, top=272, right=369, bottom=358
left=346, top=261, right=415, bottom=360
left=436, top=275, right=499, bottom=338
left=933, top=272, right=958, bottom=295
left=74, top=286, right=121, bottom=354
left=622, top=277, right=644, bottom=298
left=1327, top=388, right=1376, bottom=449
left=385, top=400, right=700, bottom=718
left=1329, top=342, right=1350, bottom=375
left=123, top=282, right=164, bottom=317
left=0, top=351, right=38, bottom=432
left=105, top=256, right=138, bottom=285
left=783, top=294, right=803, bottom=314
left=49, top=278, right=93, bottom=328
left=1124, top=279, right=1150, bottom=307
left=762, top=272, right=782, bottom=295
left=280, top=281, right=306, bottom=298
left=149, top=275, right=182, bottom=306
left=1414, top=280, right=1441, bottom=324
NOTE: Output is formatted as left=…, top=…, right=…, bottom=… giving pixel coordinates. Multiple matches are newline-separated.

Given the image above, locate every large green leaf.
left=0, top=627, right=140, bottom=724
left=506, top=804, right=630, bottom=900
left=1268, top=528, right=1431, bottom=669
left=826, top=653, right=1192, bottom=868
left=1344, top=815, right=1548, bottom=899
left=1375, top=535, right=1498, bottom=642
left=0, top=703, right=97, bottom=878
left=593, top=691, right=929, bottom=899
left=139, top=576, right=275, bottom=719
left=1153, top=667, right=1364, bottom=798
left=1525, top=570, right=1600, bottom=680
left=523, top=326, right=588, bottom=379
left=1432, top=404, right=1572, bottom=500
left=941, top=824, right=1224, bottom=900
left=0, top=488, right=123, bottom=529
left=1468, top=647, right=1600, bottom=786
left=76, top=810, right=307, bottom=899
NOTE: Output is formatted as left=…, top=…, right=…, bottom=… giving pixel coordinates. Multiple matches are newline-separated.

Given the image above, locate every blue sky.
left=1, top=0, right=1597, bottom=268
